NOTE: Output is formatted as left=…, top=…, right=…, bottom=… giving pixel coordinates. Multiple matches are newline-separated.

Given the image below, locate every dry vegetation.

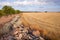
left=0, top=12, right=60, bottom=40
left=21, top=12, right=60, bottom=40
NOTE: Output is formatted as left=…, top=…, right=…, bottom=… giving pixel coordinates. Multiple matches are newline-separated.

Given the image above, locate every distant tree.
left=0, top=10, right=5, bottom=17
left=0, top=10, right=3, bottom=17
left=2, top=6, right=15, bottom=15
left=0, top=5, right=22, bottom=17
left=45, top=11, right=47, bottom=13
left=15, top=10, right=20, bottom=14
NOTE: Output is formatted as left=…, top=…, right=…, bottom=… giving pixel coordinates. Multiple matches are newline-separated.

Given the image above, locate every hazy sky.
left=0, top=0, right=60, bottom=11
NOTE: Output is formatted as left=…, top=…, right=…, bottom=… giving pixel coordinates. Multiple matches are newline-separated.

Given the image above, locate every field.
left=0, top=12, right=60, bottom=40
left=21, top=12, right=60, bottom=40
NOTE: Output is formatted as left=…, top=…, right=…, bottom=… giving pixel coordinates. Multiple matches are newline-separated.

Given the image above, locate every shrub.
left=0, top=5, right=21, bottom=17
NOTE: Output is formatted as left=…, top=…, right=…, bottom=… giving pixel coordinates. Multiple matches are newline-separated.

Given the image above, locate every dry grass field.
left=21, top=12, right=60, bottom=40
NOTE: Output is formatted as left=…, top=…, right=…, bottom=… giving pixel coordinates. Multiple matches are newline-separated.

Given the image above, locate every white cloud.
left=0, top=2, right=10, bottom=6
left=0, top=0, right=47, bottom=6
left=14, top=0, right=47, bottom=5
left=0, top=2, right=15, bottom=6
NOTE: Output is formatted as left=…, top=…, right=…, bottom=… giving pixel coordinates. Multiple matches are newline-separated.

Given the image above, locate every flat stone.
left=32, top=30, right=40, bottom=37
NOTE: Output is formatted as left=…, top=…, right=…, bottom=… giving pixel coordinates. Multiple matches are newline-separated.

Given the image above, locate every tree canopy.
left=0, top=6, right=21, bottom=17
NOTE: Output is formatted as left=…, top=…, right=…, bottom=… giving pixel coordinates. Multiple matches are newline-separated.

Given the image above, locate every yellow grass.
left=21, top=12, right=60, bottom=40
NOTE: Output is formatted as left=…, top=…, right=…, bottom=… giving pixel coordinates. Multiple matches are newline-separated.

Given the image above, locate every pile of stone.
left=13, top=24, right=45, bottom=40
left=0, top=24, right=47, bottom=40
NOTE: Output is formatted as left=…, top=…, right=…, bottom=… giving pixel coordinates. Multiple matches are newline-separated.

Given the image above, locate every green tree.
left=0, top=6, right=21, bottom=17
left=15, top=10, right=20, bottom=14
left=2, top=6, right=15, bottom=15
left=0, top=10, right=3, bottom=17
left=45, top=11, right=47, bottom=13
left=0, top=10, right=5, bottom=17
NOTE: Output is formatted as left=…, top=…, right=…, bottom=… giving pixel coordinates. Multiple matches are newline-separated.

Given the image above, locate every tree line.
left=0, top=6, right=21, bottom=17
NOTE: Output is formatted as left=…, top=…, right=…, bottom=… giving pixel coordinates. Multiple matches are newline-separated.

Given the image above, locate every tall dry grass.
left=21, top=12, right=60, bottom=40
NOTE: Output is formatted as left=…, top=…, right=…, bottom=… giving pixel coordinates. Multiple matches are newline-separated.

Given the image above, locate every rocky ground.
left=0, top=15, right=51, bottom=40
left=0, top=24, right=47, bottom=40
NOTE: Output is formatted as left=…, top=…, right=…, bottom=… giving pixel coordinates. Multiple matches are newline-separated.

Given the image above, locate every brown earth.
left=0, top=15, right=14, bottom=27
left=0, top=14, right=22, bottom=28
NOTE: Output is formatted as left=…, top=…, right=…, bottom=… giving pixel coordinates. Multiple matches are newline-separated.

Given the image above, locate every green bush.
left=0, top=10, right=2, bottom=17
left=0, top=5, right=21, bottom=17
left=2, top=6, right=15, bottom=15
left=0, top=10, right=3, bottom=17
left=15, top=10, right=20, bottom=14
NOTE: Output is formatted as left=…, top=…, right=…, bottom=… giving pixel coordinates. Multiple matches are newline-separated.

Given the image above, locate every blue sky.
left=0, top=0, right=60, bottom=12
